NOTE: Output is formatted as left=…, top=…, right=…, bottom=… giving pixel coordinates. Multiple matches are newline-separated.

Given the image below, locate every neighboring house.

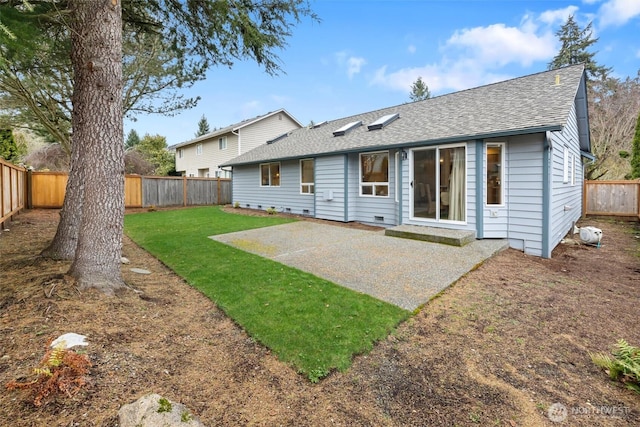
left=172, top=109, right=302, bottom=178
left=222, top=65, right=592, bottom=258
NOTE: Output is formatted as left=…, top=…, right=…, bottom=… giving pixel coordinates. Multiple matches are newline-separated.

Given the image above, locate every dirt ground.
left=0, top=208, right=638, bottom=427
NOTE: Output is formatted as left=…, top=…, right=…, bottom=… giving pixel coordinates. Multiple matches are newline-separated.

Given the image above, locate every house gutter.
left=222, top=124, right=564, bottom=168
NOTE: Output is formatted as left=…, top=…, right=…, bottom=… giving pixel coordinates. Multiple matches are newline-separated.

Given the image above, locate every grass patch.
left=124, top=206, right=410, bottom=381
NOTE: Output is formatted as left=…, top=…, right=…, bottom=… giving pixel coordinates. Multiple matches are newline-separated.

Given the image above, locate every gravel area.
left=211, top=221, right=508, bottom=310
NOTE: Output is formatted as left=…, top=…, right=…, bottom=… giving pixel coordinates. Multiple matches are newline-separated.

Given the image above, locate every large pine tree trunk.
left=67, top=0, right=125, bottom=294
left=41, top=139, right=84, bottom=260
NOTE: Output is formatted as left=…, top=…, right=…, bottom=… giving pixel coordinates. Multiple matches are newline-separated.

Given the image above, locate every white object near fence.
left=577, top=226, right=603, bottom=246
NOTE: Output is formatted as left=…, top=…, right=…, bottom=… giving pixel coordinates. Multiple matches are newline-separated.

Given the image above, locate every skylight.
left=266, top=132, right=288, bottom=144
left=311, top=121, right=328, bottom=129
left=367, top=113, right=400, bottom=131
left=333, top=120, right=362, bottom=137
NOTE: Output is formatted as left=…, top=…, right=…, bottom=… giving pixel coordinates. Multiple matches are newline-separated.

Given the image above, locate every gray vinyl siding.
left=315, top=155, right=346, bottom=221
left=240, top=113, right=301, bottom=154
left=403, top=142, right=476, bottom=232
left=549, top=104, right=583, bottom=251
left=231, top=160, right=314, bottom=215
left=346, top=154, right=358, bottom=222
left=482, top=139, right=508, bottom=238
left=351, top=150, right=398, bottom=227
left=466, top=144, right=477, bottom=232
left=505, top=133, right=545, bottom=256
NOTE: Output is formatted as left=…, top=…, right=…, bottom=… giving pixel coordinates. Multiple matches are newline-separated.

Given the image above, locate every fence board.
left=125, top=175, right=142, bottom=208
left=30, top=172, right=68, bottom=208
left=28, top=172, right=229, bottom=209
left=584, top=180, right=640, bottom=219
left=0, top=158, right=26, bottom=226
left=142, top=176, right=184, bottom=207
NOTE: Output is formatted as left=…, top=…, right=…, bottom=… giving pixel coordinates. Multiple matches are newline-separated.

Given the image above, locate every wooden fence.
left=1, top=158, right=26, bottom=227
left=584, top=180, right=640, bottom=220
left=28, top=172, right=231, bottom=209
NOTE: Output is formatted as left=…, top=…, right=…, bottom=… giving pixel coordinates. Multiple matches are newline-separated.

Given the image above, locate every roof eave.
left=222, top=124, right=563, bottom=167
left=233, top=108, right=304, bottom=131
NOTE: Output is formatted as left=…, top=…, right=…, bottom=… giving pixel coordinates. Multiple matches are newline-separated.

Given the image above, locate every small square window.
left=300, top=159, right=314, bottom=194
left=219, top=137, right=227, bottom=150
left=260, top=162, right=280, bottom=186
left=196, top=143, right=203, bottom=156
left=360, top=151, right=389, bottom=197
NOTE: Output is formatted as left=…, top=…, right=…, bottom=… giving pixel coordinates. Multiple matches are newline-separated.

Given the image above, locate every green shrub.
left=591, top=339, right=640, bottom=393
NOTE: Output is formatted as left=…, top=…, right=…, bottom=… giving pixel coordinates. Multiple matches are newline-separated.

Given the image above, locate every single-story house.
left=221, top=64, right=592, bottom=258
left=171, top=109, right=302, bottom=178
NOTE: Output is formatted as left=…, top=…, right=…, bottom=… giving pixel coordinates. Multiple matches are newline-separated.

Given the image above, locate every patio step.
left=385, top=225, right=476, bottom=247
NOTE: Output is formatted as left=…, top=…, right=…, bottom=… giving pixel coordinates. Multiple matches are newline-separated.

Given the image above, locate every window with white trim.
left=486, top=143, right=504, bottom=205
left=178, top=149, right=183, bottom=159
left=196, top=143, right=203, bottom=156
left=360, top=151, right=389, bottom=196
left=300, top=159, right=314, bottom=194
left=219, top=137, right=227, bottom=150
left=260, top=162, right=280, bottom=186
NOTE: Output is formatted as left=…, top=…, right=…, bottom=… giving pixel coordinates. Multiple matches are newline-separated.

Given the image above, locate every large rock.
left=118, top=393, right=205, bottom=427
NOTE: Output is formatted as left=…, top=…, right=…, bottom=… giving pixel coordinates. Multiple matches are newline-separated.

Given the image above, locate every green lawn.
left=124, top=206, right=410, bottom=381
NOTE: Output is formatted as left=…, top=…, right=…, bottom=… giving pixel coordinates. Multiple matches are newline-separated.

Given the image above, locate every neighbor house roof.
left=222, top=64, right=587, bottom=167
left=170, top=108, right=303, bottom=150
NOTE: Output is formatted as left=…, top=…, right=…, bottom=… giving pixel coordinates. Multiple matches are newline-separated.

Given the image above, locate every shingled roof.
left=171, top=108, right=302, bottom=149
left=222, top=64, right=587, bottom=167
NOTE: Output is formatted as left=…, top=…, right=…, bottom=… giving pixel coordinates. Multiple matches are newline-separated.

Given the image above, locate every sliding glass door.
left=411, top=145, right=466, bottom=222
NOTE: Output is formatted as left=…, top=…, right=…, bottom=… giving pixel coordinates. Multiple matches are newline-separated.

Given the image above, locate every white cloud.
left=369, top=9, right=564, bottom=95
left=599, top=0, right=640, bottom=27
left=446, top=22, right=556, bottom=68
left=334, top=51, right=367, bottom=78
left=370, top=63, right=511, bottom=94
left=538, top=6, right=580, bottom=25
left=347, top=56, right=366, bottom=78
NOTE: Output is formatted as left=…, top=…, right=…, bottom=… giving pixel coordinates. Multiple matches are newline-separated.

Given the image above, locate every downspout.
left=475, top=140, right=484, bottom=239
left=397, top=151, right=403, bottom=225
left=232, top=128, right=241, bottom=155
left=542, top=132, right=553, bottom=258
left=344, top=154, right=349, bottom=222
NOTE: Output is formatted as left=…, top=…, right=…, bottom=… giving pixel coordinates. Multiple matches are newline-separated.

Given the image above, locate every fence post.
left=637, top=181, right=640, bottom=221
left=26, top=169, right=33, bottom=209
left=582, top=180, right=588, bottom=219
left=183, top=176, right=187, bottom=207
left=216, top=177, right=221, bottom=205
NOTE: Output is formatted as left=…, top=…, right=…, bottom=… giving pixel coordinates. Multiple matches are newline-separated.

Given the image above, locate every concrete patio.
left=211, top=221, right=508, bottom=311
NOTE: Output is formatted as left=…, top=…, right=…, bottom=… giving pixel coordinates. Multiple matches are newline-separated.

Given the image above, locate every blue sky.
left=125, top=0, right=640, bottom=147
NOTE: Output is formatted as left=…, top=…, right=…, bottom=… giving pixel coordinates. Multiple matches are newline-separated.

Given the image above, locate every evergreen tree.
left=630, top=111, right=640, bottom=179
left=136, top=133, right=175, bottom=176
left=409, top=77, right=431, bottom=102
left=548, top=15, right=610, bottom=80
left=0, top=129, right=20, bottom=162
left=1, top=0, right=317, bottom=292
left=195, top=114, right=211, bottom=137
left=125, top=129, right=141, bottom=150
